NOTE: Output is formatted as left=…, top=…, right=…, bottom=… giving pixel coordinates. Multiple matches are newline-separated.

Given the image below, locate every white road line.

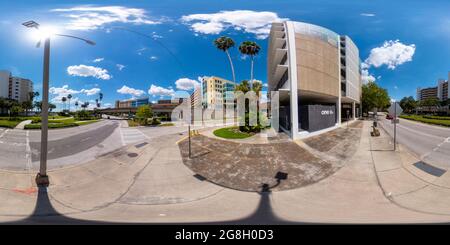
left=25, top=130, right=32, bottom=171
left=119, top=127, right=126, bottom=146
left=0, top=129, right=9, bottom=138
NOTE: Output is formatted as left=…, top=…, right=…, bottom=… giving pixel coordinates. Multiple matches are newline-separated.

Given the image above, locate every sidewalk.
left=14, top=120, right=32, bottom=130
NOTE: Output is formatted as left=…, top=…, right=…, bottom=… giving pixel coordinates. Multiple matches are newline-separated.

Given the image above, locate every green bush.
left=151, top=117, right=161, bottom=125
left=423, top=115, right=450, bottom=120
left=400, top=115, right=450, bottom=127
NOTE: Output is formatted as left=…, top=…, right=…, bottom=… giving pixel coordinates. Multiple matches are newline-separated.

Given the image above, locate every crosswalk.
left=119, top=127, right=149, bottom=146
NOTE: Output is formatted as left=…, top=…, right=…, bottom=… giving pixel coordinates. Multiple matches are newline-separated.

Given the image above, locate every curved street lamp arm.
left=55, top=34, right=96, bottom=45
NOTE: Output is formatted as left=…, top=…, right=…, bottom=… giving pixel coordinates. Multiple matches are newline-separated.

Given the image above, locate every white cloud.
left=361, top=69, right=376, bottom=84
left=360, top=13, right=376, bottom=17
left=363, top=40, right=416, bottom=70
left=49, top=85, right=79, bottom=96
left=181, top=10, right=288, bottom=39
left=67, top=65, right=112, bottom=80
left=93, top=57, right=104, bottom=63
left=51, top=6, right=161, bottom=30
left=148, top=84, right=174, bottom=97
left=81, top=87, right=101, bottom=96
left=117, top=85, right=145, bottom=97
left=150, top=56, right=158, bottom=60
left=116, top=64, right=125, bottom=71
left=175, top=78, right=200, bottom=91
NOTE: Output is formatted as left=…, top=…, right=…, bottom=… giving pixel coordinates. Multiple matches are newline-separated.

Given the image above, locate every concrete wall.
left=295, top=33, right=339, bottom=97
left=343, top=36, right=361, bottom=102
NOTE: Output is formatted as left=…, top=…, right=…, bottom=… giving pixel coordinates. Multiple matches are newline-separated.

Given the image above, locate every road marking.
left=120, top=128, right=149, bottom=145
left=25, top=130, right=32, bottom=171
left=0, top=129, right=9, bottom=138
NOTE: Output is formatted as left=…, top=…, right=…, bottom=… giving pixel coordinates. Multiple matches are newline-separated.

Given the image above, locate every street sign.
left=388, top=102, right=403, bottom=116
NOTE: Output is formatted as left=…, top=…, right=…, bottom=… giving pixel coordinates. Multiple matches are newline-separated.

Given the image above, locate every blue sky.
left=0, top=0, right=449, bottom=110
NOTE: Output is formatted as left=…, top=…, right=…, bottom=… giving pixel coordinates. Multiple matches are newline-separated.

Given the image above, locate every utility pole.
left=188, top=124, right=191, bottom=158
left=394, top=102, right=397, bottom=151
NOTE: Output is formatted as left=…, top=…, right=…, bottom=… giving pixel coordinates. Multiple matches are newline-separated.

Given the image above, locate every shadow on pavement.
left=4, top=181, right=304, bottom=224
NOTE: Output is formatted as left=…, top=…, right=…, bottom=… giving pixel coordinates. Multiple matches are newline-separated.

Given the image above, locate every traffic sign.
left=388, top=102, right=403, bottom=117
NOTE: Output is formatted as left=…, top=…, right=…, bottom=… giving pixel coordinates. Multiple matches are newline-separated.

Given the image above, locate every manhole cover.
left=127, top=153, right=138, bottom=158
left=135, top=142, right=148, bottom=148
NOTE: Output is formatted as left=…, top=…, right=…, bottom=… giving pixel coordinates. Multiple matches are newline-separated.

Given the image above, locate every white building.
left=0, top=70, right=33, bottom=103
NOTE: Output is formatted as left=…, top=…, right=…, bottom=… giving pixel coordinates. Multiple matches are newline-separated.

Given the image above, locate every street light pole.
left=36, top=37, right=50, bottom=186
left=22, top=20, right=95, bottom=187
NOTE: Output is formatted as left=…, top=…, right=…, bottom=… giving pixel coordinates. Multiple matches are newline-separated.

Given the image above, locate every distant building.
left=190, top=85, right=202, bottom=108
left=416, top=72, right=449, bottom=102
left=201, top=76, right=236, bottom=109
left=115, top=98, right=149, bottom=108
left=0, top=70, right=33, bottom=103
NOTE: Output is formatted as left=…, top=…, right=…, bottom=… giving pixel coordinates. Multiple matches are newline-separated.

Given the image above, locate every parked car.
left=386, top=114, right=393, bottom=120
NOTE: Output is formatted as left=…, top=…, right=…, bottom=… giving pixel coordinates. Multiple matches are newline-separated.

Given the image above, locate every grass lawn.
left=25, top=118, right=100, bottom=129
left=400, top=114, right=450, bottom=127
left=159, top=123, right=175, bottom=127
left=0, top=120, right=21, bottom=128
left=213, top=127, right=254, bottom=139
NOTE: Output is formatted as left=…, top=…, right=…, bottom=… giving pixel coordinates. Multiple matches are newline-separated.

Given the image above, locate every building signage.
left=299, top=104, right=336, bottom=132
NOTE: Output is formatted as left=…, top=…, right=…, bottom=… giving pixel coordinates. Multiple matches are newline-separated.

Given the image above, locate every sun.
left=29, top=26, right=58, bottom=42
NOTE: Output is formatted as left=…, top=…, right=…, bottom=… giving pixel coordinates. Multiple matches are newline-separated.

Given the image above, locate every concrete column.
left=352, top=101, right=356, bottom=120
left=286, top=21, right=299, bottom=139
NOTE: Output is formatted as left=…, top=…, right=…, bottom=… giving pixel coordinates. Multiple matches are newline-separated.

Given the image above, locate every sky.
left=0, top=0, right=449, bottom=110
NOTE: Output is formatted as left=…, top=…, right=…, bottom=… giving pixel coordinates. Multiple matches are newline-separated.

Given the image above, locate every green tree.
left=61, top=96, right=67, bottom=111
left=399, top=96, right=417, bottom=114
left=361, top=82, right=391, bottom=113
left=235, top=80, right=264, bottom=132
left=67, top=94, right=72, bottom=112
left=239, top=41, right=261, bottom=87
left=136, top=105, right=152, bottom=125
left=214, top=36, right=236, bottom=83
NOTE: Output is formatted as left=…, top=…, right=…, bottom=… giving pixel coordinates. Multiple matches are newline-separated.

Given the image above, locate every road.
left=379, top=116, right=450, bottom=169
left=0, top=119, right=195, bottom=171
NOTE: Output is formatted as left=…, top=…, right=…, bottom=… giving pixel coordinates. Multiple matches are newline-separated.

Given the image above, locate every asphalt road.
left=379, top=116, right=450, bottom=169
left=0, top=120, right=121, bottom=170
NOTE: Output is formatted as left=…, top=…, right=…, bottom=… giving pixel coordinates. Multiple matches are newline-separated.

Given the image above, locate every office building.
left=0, top=70, right=33, bottom=103
left=267, top=21, right=362, bottom=139
left=201, top=76, right=236, bottom=109
left=190, top=85, right=202, bottom=108
left=115, top=97, right=149, bottom=108
left=417, top=72, right=449, bottom=102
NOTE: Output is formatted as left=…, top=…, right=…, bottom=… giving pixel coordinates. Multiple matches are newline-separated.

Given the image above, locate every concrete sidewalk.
left=14, top=120, right=32, bottom=130
left=1, top=120, right=450, bottom=223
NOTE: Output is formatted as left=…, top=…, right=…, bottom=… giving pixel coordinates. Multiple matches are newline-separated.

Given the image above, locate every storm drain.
left=413, top=161, right=446, bottom=177
left=134, top=142, right=148, bottom=148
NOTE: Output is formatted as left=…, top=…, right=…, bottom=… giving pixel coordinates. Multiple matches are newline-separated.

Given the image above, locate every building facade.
left=190, top=85, right=202, bottom=108
left=417, top=72, right=449, bottom=102
left=201, top=76, right=236, bottom=109
left=115, top=98, right=149, bottom=108
left=0, top=70, right=33, bottom=103
left=267, top=21, right=361, bottom=139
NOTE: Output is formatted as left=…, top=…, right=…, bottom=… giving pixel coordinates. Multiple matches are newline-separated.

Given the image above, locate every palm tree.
left=95, top=98, right=99, bottom=108
left=75, top=101, right=79, bottom=111
left=239, top=41, right=261, bottom=88
left=67, top=94, right=72, bottom=112
left=61, top=97, right=67, bottom=111
left=99, top=92, right=103, bottom=107
left=214, top=36, right=236, bottom=83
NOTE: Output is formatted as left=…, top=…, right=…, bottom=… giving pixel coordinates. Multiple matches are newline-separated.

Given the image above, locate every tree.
left=399, top=96, right=417, bottom=114
left=239, top=41, right=261, bottom=88
left=214, top=36, right=236, bottom=83
left=235, top=80, right=264, bottom=132
left=21, top=101, right=33, bottom=116
left=75, top=101, right=79, bottom=111
left=61, top=97, right=67, bottom=111
left=98, top=92, right=103, bottom=108
left=361, top=82, right=391, bottom=113
left=48, top=103, right=56, bottom=112
left=136, top=105, right=152, bottom=125
left=67, top=94, right=72, bottom=112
